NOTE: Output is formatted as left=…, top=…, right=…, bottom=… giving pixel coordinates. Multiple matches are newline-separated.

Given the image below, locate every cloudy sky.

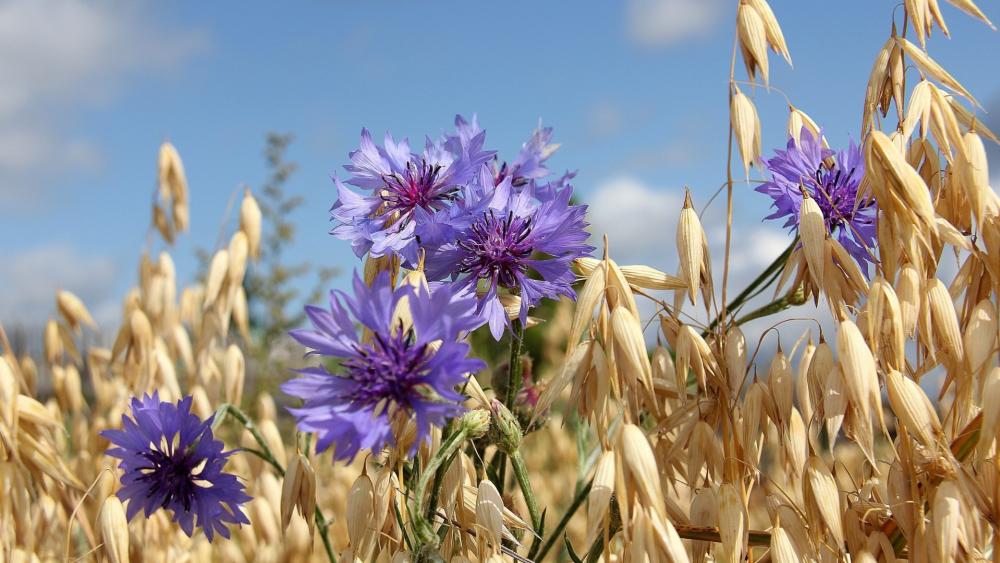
left=1, top=0, right=998, bottom=347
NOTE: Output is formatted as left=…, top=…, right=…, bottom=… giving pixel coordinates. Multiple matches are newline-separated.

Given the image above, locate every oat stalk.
left=213, top=403, right=337, bottom=563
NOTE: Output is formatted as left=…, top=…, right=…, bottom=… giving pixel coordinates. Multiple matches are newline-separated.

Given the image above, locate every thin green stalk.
left=411, top=425, right=472, bottom=550
left=533, top=478, right=593, bottom=560
left=509, top=451, right=542, bottom=548
left=494, top=320, right=525, bottom=494
left=213, top=404, right=337, bottom=563
left=704, top=238, right=797, bottom=335
left=504, top=320, right=526, bottom=408
left=424, top=421, right=457, bottom=521
left=731, top=292, right=797, bottom=327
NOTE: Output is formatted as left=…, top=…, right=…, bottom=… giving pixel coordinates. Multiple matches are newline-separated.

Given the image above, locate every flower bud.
left=459, top=408, right=490, bottom=440
left=488, top=400, right=522, bottom=454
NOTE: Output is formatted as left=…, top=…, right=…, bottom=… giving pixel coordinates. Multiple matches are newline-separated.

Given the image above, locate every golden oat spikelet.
left=787, top=105, right=823, bottom=147
left=677, top=190, right=705, bottom=305
left=240, top=188, right=263, bottom=260
left=748, top=0, right=791, bottom=65
left=927, top=278, right=964, bottom=365
left=280, top=453, right=317, bottom=538
left=718, top=483, right=747, bottom=563
left=905, top=0, right=930, bottom=48
left=862, top=35, right=895, bottom=134
left=619, top=424, right=667, bottom=521
left=98, top=495, right=130, bottom=563
left=803, top=457, right=844, bottom=548
left=798, top=191, right=826, bottom=289
left=895, top=36, right=980, bottom=108
left=731, top=86, right=761, bottom=177
left=931, top=481, right=963, bottom=562
left=769, top=522, right=800, bottom=563
left=903, top=79, right=934, bottom=141
left=945, top=0, right=995, bottom=29
left=568, top=257, right=605, bottom=354
left=958, top=130, right=990, bottom=226
left=885, top=369, right=940, bottom=450
left=228, top=231, right=249, bottom=286
left=618, top=265, right=686, bottom=290
left=204, top=249, right=230, bottom=309
left=736, top=0, right=770, bottom=84
left=346, top=474, right=376, bottom=555
left=475, top=479, right=504, bottom=557
left=55, top=290, right=96, bottom=331
left=585, top=451, right=615, bottom=547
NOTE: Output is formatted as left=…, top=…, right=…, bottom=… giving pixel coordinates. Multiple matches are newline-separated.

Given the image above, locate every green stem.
left=704, top=238, right=797, bottom=335
left=495, top=321, right=525, bottom=494
left=731, top=293, right=796, bottom=327
left=509, top=451, right=543, bottom=549
left=213, top=404, right=337, bottom=563
left=504, top=321, right=525, bottom=408
left=424, top=422, right=456, bottom=521
left=411, top=426, right=471, bottom=550
left=533, top=478, right=593, bottom=561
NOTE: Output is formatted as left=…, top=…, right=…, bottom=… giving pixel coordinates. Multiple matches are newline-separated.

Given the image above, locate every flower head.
left=101, top=393, right=251, bottom=541
left=331, top=119, right=495, bottom=264
left=283, top=272, right=486, bottom=461
left=756, top=128, right=876, bottom=270
left=425, top=172, right=593, bottom=339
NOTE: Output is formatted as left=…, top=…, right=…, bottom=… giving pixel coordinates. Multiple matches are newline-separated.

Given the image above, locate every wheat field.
left=2, top=1, right=999, bottom=562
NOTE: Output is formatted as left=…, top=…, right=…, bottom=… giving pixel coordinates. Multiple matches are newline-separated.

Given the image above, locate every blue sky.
left=2, top=0, right=998, bottom=333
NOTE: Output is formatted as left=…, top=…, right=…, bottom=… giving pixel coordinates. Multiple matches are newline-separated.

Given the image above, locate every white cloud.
left=587, top=175, right=820, bottom=348
left=0, top=0, right=206, bottom=206
left=626, top=0, right=727, bottom=48
left=0, top=244, right=119, bottom=330
left=587, top=176, right=682, bottom=267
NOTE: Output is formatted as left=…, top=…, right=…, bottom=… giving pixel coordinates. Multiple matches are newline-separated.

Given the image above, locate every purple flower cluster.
left=287, top=115, right=593, bottom=462
left=331, top=115, right=593, bottom=338
left=101, top=393, right=251, bottom=541
left=756, top=128, right=877, bottom=271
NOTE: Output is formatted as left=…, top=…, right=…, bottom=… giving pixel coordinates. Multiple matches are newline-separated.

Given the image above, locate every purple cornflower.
left=756, top=128, right=877, bottom=271
left=283, top=272, right=486, bottom=462
left=101, top=393, right=251, bottom=541
left=449, top=116, right=559, bottom=187
left=425, top=172, right=593, bottom=339
left=331, top=119, right=494, bottom=265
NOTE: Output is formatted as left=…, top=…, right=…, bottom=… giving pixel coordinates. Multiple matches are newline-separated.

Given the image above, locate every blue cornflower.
left=756, top=128, right=877, bottom=270
left=448, top=115, right=559, bottom=187
left=330, top=120, right=494, bottom=265
left=425, top=172, right=593, bottom=339
left=283, top=272, right=486, bottom=462
left=101, top=393, right=251, bottom=541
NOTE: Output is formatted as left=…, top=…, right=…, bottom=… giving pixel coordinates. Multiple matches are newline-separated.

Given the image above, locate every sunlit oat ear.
left=731, top=86, right=761, bottom=177
left=677, top=190, right=705, bottom=306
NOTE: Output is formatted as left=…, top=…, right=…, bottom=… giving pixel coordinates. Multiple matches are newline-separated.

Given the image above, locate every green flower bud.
left=459, top=408, right=491, bottom=440
left=488, top=399, right=522, bottom=454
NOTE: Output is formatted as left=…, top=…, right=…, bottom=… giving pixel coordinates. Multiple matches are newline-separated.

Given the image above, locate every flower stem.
left=704, top=238, right=797, bottom=336
left=504, top=320, right=525, bottom=408
left=214, top=403, right=337, bottom=563
left=411, top=425, right=471, bottom=551
left=494, top=320, right=525, bottom=493
left=509, top=451, right=543, bottom=550
left=424, top=421, right=455, bottom=521
left=533, top=478, right=593, bottom=560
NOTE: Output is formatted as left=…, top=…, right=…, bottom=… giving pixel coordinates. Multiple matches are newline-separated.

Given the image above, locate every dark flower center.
left=380, top=160, right=456, bottom=217
left=811, top=165, right=866, bottom=233
left=138, top=446, right=201, bottom=512
left=456, top=210, right=534, bottom=288
left=343, top=328, right=434, bottom=412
